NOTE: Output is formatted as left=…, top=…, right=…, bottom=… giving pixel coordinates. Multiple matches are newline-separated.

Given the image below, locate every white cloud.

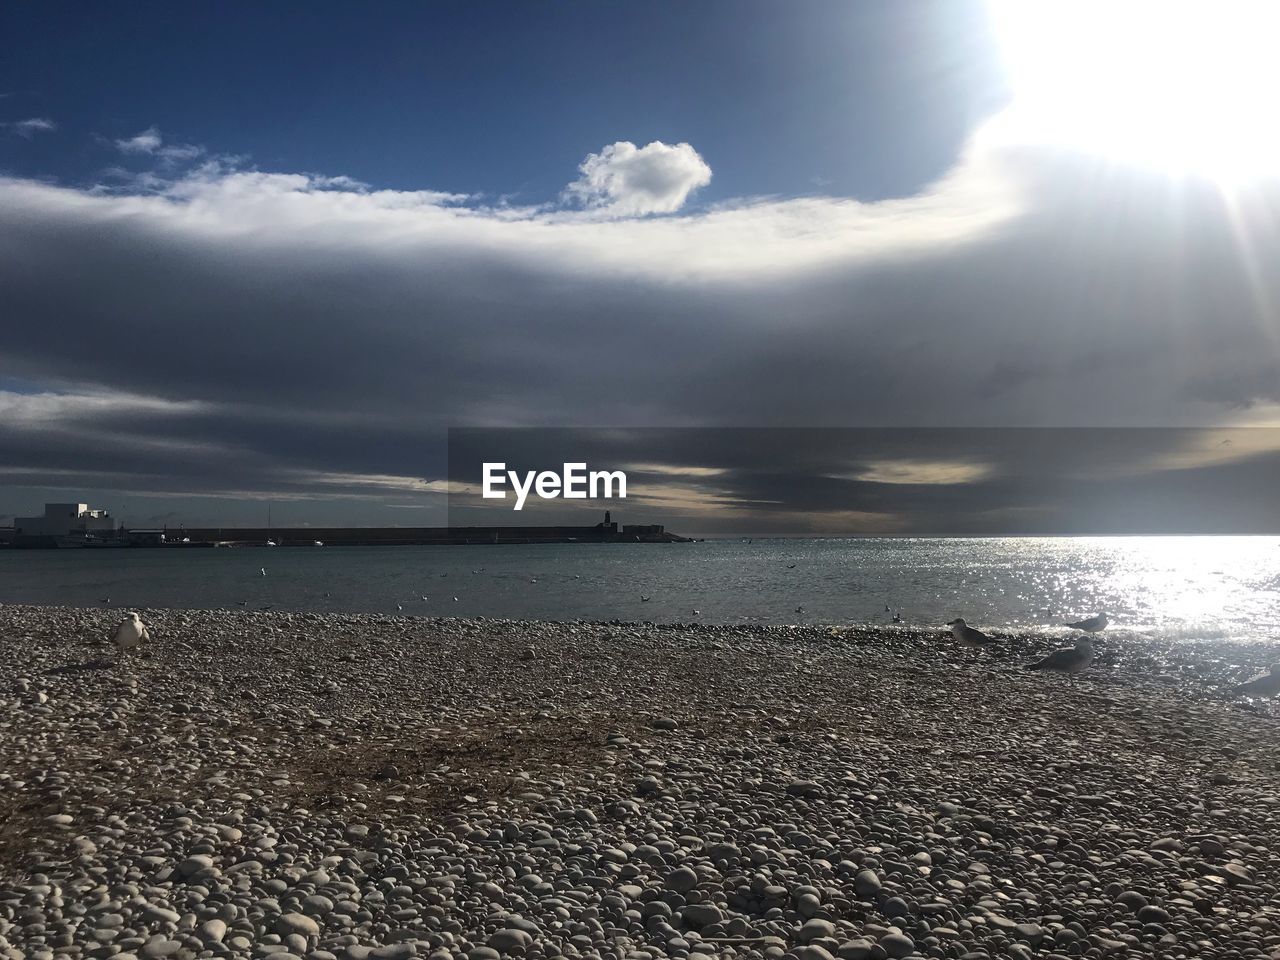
left=563, top=140, right=713, bottom=216
left=4, top=117, right=56, bottom=138
left=116, top=126, right=163, bottom=154
left=114, top=126, right=205, bottom=164
left=0, top=388, right=206, bottom=424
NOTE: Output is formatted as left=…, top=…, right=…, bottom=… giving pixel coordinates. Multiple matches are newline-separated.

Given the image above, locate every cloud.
left=4, top=112, right=1280, bottom=523
left=115, top=126, right=163, bottom=153
left=3, top=117, right=56, bottom=138
left=841, top=460, right=994, bottom=485
left=114, top=125, right=204, bottom=164
left=563, top=140, right=712, bottom=216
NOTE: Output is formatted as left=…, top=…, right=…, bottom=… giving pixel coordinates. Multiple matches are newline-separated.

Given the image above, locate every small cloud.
left=842, top=460, right=995, bottom=486
left=625, top=462, right=727, bottom=478
left=116, top=126, right=163, bottom=154
left=3, top=117, right=56, bottom=138
left=563, top=140, right=712, bottom=217
left=115, top=125, right=204, bottom=164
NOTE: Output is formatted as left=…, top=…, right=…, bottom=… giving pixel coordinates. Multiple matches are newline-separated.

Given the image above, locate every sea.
left=3, top=537, right=1279, bottom=645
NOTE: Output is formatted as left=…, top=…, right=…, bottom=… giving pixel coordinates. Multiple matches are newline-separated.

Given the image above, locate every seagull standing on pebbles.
left=1235, top=663, right=1280, bottom=698
left=1028, top=637, right=1094, bottom=674
left=946, top=618, right=995, bottom=648
left=1065, top=612, right=1108, bottom=632
left=111, top=613, right=149, bottom=655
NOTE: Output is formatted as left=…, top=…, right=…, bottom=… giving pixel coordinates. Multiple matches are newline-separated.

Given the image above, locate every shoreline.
left=3, top=604, right=1279, bottom=959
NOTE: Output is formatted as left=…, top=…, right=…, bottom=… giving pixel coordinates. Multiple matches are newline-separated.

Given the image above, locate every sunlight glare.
left=988, top=0, right=1280, bottom=183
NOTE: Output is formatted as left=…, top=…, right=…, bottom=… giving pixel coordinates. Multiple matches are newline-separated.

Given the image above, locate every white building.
left=15, top=503, right=118, bottom=538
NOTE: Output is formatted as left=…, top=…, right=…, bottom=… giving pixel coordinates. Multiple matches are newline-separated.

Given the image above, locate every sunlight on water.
left=2, top=536, right=1278, bottom=643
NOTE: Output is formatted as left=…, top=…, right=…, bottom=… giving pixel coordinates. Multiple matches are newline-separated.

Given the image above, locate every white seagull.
left=1065, top=612, right=1108, bottom=632
left=946, top=618, right=995, bottom=648
left=111, top=613, right=149, bottom=654
left=1028, top=637, right=1094, bottom=674
left=1235, top=663, right=1280, bottom=698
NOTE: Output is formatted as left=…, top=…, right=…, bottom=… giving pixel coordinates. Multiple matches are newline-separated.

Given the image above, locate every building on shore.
left=13, top=503, right=119, bottom=547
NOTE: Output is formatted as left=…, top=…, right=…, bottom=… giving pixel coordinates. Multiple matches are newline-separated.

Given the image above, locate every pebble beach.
left=2, top=604, right=1280, bottom=960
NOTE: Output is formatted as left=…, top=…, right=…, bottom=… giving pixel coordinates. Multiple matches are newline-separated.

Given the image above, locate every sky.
left=3, top=1, right=1280, bottom=533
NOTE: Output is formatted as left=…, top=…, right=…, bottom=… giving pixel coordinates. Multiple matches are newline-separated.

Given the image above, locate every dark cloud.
left=3, top=124, right=1280, bottom=526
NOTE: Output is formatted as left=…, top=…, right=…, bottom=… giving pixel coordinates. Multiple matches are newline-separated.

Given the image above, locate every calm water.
left=2, top=537, right=1279, bottom=643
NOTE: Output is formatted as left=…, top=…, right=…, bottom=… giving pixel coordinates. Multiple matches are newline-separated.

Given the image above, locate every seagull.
left=111, top=613, right=149, bottom=654
left=1235, top=663, right=1280, bottom=698
left=452, top=596, right=459, bottom=602
left=397, top=604, right=403, bottom=611
left=1028, top=637, right=1094, bottom=674
left=885, top=605, right=892, bottom=613
left=530, top=578, right=538, bottom=584
left=236, top=600, right=248, bottom=607
left=692, top=609, right=701, bottom=616
left=795, top=605, right=804, bottom=614
left=1065, top=612, right=1108, bottom=632
left=260, top=567, right=266, bottom=577
left=892, top=611, right=902, bottom=623
left=787, top=564, right=797, bottom=569
left=946, top=618, right=995, bottom=648
left=640, top=595, right=651, bottom=602
left=99, top=597, right=111, bottom=605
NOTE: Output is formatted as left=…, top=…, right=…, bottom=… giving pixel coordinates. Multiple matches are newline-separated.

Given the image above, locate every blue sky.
left=2, top=1, right=1007, bottom=205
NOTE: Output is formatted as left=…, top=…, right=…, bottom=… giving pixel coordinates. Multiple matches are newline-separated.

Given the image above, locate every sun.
left=986, top=0, right=1280, bottom=185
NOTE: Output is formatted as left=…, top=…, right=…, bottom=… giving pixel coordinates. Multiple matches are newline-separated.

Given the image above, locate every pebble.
left=2, top=605, right=1279, bottom=960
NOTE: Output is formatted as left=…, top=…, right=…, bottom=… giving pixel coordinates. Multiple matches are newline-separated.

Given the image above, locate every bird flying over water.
left=946, top=618, right=994, bottom=648
left=640, top=595, right=651, bottom=602
left=111, top=613, right=149, bottom=654
left=1028, top=637, right=1094, bottom=674
left=1235, top=663, right=1280, bottom=698
left=1065, top=612, right=1108, bottom=632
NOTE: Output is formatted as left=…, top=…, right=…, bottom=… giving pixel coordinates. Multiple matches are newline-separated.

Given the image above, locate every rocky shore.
left=2, top=604, right=1280, bottom=960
